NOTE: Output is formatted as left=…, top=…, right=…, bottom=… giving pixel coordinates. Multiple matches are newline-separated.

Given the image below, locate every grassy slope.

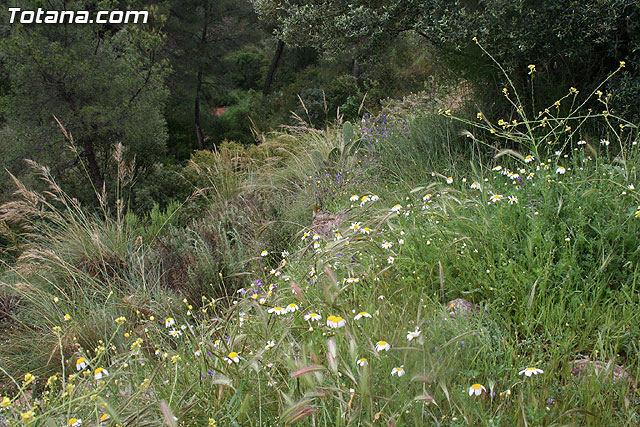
left=1, top=82, right=640, bottom=426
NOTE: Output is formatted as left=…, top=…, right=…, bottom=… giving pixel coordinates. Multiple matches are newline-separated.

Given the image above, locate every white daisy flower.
left=260, top=250, right=269, bottom=257
left=354, top=311, right=372, bottom=320
left=556, top=166, right=566, bottom=174
left=391, top=366, right=405, bottom=377
left=169, top=329, right=182, bottom=338
left=265, top=340, right=276, bottom=350
left=391, top=204, right=402, bottom=212
left=286, top=303, right=299, bottom=313
left=518, top=367, right=544, bottom=377
left=468, top=383, right=486, bottom=396
left=76, top=357, right=88, bottom=371
left=406, top=327, right=421, bottom=341
left=357, top=358, right=368, bottom=367
left=446, top=177, right=453, bottom=184
left=326, top=315, right=346, bottom=328
left=304, top=312, right=322, bottom=322
left=375, top=341, right=390, bottom=352
left=508, top=195, right=518, bottom=204
left=350, top=195, right=359, bottom=202
left=268, top=306, right=286, bottom=316
left=227, top=352, right=240, bottom=364
left=524, top=154, right=534, bottom=163
left=93, top=367, right=108, bottom=380
left=382, top=241, right=393, bottom=249
left=165, top=317, right=175, bottom=328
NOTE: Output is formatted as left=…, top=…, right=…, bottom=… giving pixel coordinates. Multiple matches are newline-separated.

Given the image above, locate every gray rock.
left=446, top=298, right=480, bottom=316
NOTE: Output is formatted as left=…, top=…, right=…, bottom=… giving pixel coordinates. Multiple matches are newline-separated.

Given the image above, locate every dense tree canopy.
left=252, top=0, right=640, bottom=118
left=163, top=0, right=261, bottom=151
left=0, top=0, right=169, bottom=198
left=0, top=0, right=638, bottom=208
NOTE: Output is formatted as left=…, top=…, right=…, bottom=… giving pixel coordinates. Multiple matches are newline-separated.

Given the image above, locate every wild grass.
left=0, top=62, right=639, bottom=426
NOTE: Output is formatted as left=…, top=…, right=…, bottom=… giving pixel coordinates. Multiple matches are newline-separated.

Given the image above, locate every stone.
left=446, top=298, right=480, bottom=316
left=311, top=206, right=344, bottom=237
left=571, top=358, right=634, bottom=385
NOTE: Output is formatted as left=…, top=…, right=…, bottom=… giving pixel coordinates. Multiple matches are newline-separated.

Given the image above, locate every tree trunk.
left=81, top=136, right=103, bottom=189
left=263, top=39, right=285, bottom=96
left=195, top=66, right=205, bottom=150
left=195, top=16, right=208, bottom=150
left=352, top=58, right=359, bottom=79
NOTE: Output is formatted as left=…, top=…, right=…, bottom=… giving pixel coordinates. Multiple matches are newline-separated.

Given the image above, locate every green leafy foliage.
left=252, top=0, right=640, bottom=120
left=1, top=3, right=640, bottom=425
left=1, top=81, right=640, bottom=424
left=0, top=1, right=169, bottom=201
